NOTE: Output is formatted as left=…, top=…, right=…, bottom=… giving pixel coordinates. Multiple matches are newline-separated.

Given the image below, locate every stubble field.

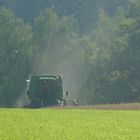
left=0, top=107, right=140, bottom=140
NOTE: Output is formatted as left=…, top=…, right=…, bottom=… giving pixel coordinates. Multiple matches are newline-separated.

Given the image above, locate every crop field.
left=0, top=108, right=140, bottom=140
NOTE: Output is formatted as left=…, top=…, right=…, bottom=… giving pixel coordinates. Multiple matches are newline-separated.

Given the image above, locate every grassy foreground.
left=0, top=108, right=140, bottom=140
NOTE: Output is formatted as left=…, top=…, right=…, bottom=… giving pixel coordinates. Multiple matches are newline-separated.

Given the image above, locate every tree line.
left=0, top=0, right=140, bottom=106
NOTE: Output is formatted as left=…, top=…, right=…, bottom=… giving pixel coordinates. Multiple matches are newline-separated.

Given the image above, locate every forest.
left=0, top=0, right=140, bottom=107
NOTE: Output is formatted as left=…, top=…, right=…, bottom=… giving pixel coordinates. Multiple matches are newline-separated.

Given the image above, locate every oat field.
left=0, top=108, right=140, bottom=140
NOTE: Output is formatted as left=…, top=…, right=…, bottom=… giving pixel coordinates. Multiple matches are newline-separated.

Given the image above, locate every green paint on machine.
left=25, top=75, right=63, bottom=108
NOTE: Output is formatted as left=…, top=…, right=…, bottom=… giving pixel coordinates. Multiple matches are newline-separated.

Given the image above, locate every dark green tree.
left=0, top=7, right=34, bottom=107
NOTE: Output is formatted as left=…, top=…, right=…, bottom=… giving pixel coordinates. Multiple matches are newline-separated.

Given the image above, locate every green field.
left=0, top=108, right=140, bottom=140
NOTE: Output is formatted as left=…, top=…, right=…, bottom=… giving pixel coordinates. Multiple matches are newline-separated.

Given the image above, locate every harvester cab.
left=25, top=75, right=63, bottom=108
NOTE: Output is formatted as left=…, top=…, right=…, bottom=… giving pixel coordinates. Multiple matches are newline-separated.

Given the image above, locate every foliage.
left=1, top=0, right=128, bottom=33
left=80, top=1, right=140, bottom=104
left=0, top=0, right=140, bottom=106
left=0, top=7, right=34, bottom=106
left=33, top=8, right=79, bottom=74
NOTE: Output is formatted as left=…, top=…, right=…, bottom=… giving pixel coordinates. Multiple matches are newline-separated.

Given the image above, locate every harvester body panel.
left=26, top=75, right=63, bottom=108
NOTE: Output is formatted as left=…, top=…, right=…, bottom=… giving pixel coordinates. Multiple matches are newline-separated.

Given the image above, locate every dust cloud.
left=31, top=45, right=90, bottom=105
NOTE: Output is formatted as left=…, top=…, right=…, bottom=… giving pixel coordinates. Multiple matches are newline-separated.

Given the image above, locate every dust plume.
left=32, top=43, right=90, bottom=105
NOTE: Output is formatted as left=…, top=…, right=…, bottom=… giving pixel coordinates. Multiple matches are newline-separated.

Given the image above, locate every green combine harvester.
left=25, top=75, right=63, bottom=108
